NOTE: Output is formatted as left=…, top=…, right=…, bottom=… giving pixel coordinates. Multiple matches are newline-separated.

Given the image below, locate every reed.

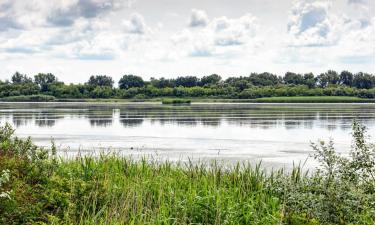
left=0, top=122, right=374, bottom=224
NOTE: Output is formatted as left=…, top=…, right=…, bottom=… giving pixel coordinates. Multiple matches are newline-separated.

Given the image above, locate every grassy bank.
left=0, top=123, right=374, bottom=224
left=251, top=96, right=375, bottom=103
left=2, top=96, right=374, bottom=104
left=0, top=94, right=56, bottom=102
left=60, top=96, right=375, bottom=103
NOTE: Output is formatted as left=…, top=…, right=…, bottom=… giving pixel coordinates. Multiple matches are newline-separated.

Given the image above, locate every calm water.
left=1, top=102, right=375, bottom=168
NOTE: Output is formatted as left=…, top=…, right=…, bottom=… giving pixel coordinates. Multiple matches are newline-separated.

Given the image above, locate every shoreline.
left=1, top=96, right=375, bottom=104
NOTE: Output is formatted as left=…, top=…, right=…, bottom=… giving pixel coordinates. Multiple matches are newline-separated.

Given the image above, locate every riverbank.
left=0, top=123, right=374, bottom=224
left=1, top=95, right=375, bottom=103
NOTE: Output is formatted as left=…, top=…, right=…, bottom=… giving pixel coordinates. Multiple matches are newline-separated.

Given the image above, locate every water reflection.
left=2, top=103, right=375, bottom=168
left=88, top=113, right=113, bottom=127
left=11, top=112, right=64, bottom=127
left=1, top=103, right=375, bottom=130
left=120, top=119, right=144, bottom=127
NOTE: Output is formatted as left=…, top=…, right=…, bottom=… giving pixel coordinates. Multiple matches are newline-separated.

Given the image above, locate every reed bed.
left=0, top=122, right=374, bottom=224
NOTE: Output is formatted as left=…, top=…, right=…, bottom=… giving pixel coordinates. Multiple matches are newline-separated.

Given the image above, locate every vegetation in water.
left=3, top=71, right=375, bottom=101
left=0, top=121, right=374, bottom=224
left=251, top=96, right=375, bottom=103
left=162, top=98, right=192, bottom=104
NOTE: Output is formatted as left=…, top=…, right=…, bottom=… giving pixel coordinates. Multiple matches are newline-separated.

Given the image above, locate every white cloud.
left=287, top=0, right=338, bottom=46
left=213, top=14, right=257, bottom=46
left=0, top=0, right=375, bottom=82
left=348, top=0, right=366, bottom=4
left=0, top=10, right=153, bottom=61
left=0, top=0, right=128, bottom=31
left=280, top=0, right=375, bottom=69
left=173, top=11, right=259, bottom=58
left=286, top=0, right=375, bottom=49
left=189, top=9, right=209, bottom=27
left=123, top=13, right=149, bottom=34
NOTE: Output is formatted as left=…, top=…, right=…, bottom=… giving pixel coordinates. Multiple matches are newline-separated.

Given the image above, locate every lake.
left=1, top=102, right=375, bottom=168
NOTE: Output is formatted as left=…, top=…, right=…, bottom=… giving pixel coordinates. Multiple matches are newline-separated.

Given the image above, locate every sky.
left=0, top=0, right=374, bottom=83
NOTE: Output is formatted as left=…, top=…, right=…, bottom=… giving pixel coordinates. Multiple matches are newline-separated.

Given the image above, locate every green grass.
left=1, top=95, right=374, bottom=103
left=0, top=123, right=374, bottom=224
left=251, top=96, right=375, bottom=103
left=56, top=96, right=375, bottom=103
left=0, top=94, right=56, bottom=102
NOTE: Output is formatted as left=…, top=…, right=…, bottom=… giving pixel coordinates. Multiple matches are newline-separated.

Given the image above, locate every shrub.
left=0, top=94, right=56, bottom=102
left=0, top=122, right=374, bottom=224
left=272, top=121, right=375, bottom=224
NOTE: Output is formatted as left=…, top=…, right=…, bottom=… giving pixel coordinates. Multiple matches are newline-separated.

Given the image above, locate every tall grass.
left=252, top=96, right=375, bottom=103
left=0, top=122, right=374, bottom=224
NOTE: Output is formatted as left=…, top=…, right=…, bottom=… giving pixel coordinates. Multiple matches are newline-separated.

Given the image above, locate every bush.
left=0, top=94, right=56, bottom=102
left=0, top=122, right=374, bottom=224
left=272, top=120, right=375, bottom=224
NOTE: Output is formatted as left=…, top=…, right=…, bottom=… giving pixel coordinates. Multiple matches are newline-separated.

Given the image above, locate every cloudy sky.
left=0, top=0, right=374, bottom=83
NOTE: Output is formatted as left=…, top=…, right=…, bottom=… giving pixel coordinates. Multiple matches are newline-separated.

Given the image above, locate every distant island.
left=1, top=70, right=375, bottom=103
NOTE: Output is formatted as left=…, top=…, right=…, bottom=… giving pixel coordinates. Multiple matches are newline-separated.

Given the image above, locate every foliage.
left=118, top=74, right=145, bottom=89
left=2, top=70, right=375, bottom=100
left=11, top=72, right=33, bottom=84
left=87, top=75, right=114, bottom=88
left=200, top=74, right=222, bottom=86
left=317, top=70, right=340, bottom=88
left=0, top=122, right=374, bottom=224
left=0, top=94, right=56, bottom=102
left=34, top=73, right=58, bottom=92
left=0, top=170, right=11, bottom=200
left=271, top=121, right=375, bottom=224
left=251, top=96, right=375, bottom=103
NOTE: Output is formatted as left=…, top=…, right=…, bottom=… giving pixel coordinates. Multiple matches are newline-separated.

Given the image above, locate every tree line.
left=1, top=70, right=375, bottom=99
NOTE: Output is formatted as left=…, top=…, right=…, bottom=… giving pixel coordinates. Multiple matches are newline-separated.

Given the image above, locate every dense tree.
left=249, top=73, right=281, bottom=86
left=317, top=70, right=340, bottom=88
left=2, top=70, right=375, bottom=100
left=34, top=73, right=58, bottom=92
left=303, top=73, right=316, bottom=88
left=340, top=71, right=354, bottom=86
left=353, top=72, right=375, bottom=89
left=119, top=75, right=145, bottom=89
left=11, top=72, right=33, bottom=84
left=87, top=75, right=114, bottom=87
left=175, top=76, right=199, bottom=87
left=283, top=72, right=304, bottom=85
left=225, top=77, right=251, bottom=91
left=150, top=77, right=174, bottom=88
left=91, top=86, right=114, bottom=98
left=200, top=74, right=222, bottom=86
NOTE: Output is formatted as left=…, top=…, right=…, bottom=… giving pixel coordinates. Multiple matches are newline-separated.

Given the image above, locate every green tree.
left=87, top=75, right=114, bottom=87
left=200, top=74, right=222, bottom=86
left=284, top=72, right=304, bottom=85
left=119, top=75, right=145, bottom=89
left=353, top=72, right=375, bottom=89
left=11, top=72, right=32, bottom=84
left=317, top=70, right=340, bottom=88
left=303, top=73, right=316, bottom=88
left=249, top=72, right=281, bottom=86
left=34, top=73, right=58, bottom=92
left=150, top=77, right=174, bottom=88
left=339, top=71, right=353, bottom=86
left=175, top=76, right=199, bottom=87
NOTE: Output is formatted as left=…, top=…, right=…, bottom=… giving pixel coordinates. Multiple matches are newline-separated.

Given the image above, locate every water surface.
left=1, top=102, right=375, bottom=168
